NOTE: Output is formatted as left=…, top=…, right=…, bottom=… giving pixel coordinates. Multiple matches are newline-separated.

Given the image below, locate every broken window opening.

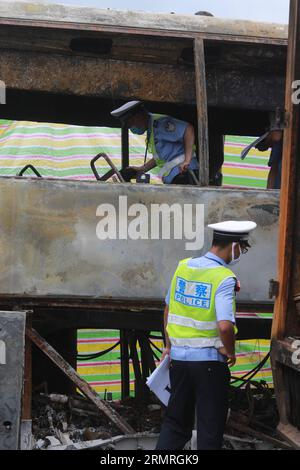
left=221, top=135, right=277, bottom=191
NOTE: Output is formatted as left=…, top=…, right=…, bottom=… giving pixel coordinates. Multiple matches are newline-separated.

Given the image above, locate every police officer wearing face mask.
left=156, top=220, right=257, bottom=451
left=111, top=101, right=199, bottom=185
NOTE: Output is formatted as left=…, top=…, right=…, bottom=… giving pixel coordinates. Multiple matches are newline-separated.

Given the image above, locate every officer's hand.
left=161, top=347, right=171, bottom=362
left=227, top=355, right=236, bottom=367
left=180, top=161, right=190, bottom=174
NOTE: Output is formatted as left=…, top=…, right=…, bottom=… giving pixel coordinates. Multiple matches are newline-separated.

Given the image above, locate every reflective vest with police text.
left=167, top=258, right=238, bottom=349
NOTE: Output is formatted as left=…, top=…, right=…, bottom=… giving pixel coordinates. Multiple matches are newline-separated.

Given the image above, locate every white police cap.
left=208, top=221, right=257, bottom=242
left=111, top=101, right=143, bottom=121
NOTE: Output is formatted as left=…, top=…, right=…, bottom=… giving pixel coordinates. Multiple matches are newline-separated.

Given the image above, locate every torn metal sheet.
left=0, top=177, right=279, bottom=302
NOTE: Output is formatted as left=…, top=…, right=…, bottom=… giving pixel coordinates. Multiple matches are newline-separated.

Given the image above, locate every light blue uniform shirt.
left=165, top=252, right=236, bottom=363
left=150, top=114, right=199, bottom=184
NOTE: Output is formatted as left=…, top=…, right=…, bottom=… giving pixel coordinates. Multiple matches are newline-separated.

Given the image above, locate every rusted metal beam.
left=120, top=330, right=130, bottom=400
left=271, top=338, right=300, bottom=372
left=0, top=49, right=195, bottom=105
left=205, top=67, right=285, bottom=111
left=139, top=332, right=157, bottom=374
left=271, top=0, right=300, bottom=449
left=0, top=25, right=192, bottom=66
left=121, top=127, right=129, bottom=170
left=0, top=294, right=274, bottom=312
left=271, top=0, right=300, bottom=341
left=128, top=332, right=144, bottom=401
left=0, top=295, right=164, bottom=311
left=21, top=313, right=32, bottom=421
left=0, top=310, right=26, bottom=450
left=0, top=3, right=288, bottom=45
left=0, top=49, right=285, bottom=109
left=28, top=309, right=271, bottom=340
left=20, top=312, right=33, bottom=450
left=0, top=25, right=286, bottom=67
left=25, top=326, right=135, bottom=435
left=0, top=16, right=199, bottom=40
left=194, top=38, right=209, bottom=186
left=277, top=423, right=300, bottom=450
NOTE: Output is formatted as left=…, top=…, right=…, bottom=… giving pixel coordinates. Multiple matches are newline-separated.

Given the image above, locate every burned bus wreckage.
left=0, top=0, right=299, bottom=451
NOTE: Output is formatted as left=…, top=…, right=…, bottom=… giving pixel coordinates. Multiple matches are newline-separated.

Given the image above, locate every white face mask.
left=228, top=242, right=242, bottom=266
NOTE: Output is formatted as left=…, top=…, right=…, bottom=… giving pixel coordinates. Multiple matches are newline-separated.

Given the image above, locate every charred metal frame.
left=0, top=296, right=273, bottom=336
left=271, top=0, right=300, bottom=449
left=0, top=8, right=288, bottom=177
left=0, top=310, right=27, bottom=450
left=0, top=4, right=286, bottom=443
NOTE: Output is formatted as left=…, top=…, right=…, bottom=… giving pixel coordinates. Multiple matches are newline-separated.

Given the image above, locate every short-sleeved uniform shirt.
left=151, top=114, right=199, bottom=183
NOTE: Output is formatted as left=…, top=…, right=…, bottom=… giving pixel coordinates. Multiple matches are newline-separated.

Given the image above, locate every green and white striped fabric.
left=0, top=119, right=161, bottom=182
left=223, top=135, right=270, bottom=189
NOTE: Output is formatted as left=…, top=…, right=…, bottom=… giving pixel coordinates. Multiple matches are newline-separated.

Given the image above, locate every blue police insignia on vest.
left=165, top=121, right=176, bottom=132
left=174, top=276, right=212, bottom=309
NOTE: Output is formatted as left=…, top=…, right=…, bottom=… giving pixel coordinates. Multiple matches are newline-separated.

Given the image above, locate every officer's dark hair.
left=212, top=238, right=232, bottom=249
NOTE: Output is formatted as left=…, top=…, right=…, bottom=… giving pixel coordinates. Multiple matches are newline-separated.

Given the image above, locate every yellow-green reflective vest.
left=167, top=258, right=238, bottom=349
left=147, top=113, right=167, bottom=168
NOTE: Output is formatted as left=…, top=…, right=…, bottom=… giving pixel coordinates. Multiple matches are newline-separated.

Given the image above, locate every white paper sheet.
left=146, top=355, right=171, bottom=406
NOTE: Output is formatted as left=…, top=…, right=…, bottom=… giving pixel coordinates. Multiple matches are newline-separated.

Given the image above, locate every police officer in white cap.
left=156, top=220, right=257, bottom=450
left=111, top=101, right=199, bottom=185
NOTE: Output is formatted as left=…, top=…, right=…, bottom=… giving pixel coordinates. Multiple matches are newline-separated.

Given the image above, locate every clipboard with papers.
left=146, top=355, right=171, bottom=406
